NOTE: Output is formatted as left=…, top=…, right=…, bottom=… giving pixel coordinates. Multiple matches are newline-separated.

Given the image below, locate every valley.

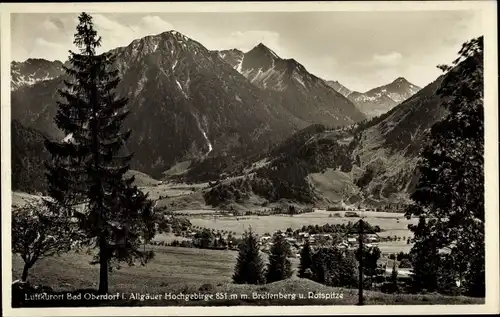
left=8, top=9, right=486, bottom=307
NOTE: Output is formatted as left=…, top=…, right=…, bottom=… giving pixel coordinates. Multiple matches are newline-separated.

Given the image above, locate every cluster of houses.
left=255, top=230, right=414, bottom=279
left=257, top=231, right=381, bottom=258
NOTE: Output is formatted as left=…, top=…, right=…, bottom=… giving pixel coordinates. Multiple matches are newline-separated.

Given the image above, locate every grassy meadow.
left=11, top=181, right=473, bottom=306
left=12, top=246, right=483, bottom=306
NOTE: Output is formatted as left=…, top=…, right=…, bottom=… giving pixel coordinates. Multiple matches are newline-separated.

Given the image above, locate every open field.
left=12, top=246, right=297, bottom=292
left=125, top=170, right=162, bottom=187
left=11, top=190, right=415, bottom=254
left=190, top=210, right=417, bottom=235
left=188, top=209, right=416, bottom=253
left=12, top=246, right=483, bottom=306
left=139, top=184, right=196, bottom=200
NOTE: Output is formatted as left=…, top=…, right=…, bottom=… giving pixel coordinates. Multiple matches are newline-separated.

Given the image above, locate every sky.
left=11, top=10, right=483, bottom=92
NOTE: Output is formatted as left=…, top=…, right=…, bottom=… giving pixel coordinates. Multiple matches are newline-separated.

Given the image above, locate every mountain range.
left=11, top=30, right=364, bottom=182
left=202, top=53, right=478, bottom=208
left=11, top=58, right=64, bottom=91
left=9, top=28, right=460, bottom=209
left=216, top=44, right=365, bottom=126
left=327, top=78, right=421, bottom=118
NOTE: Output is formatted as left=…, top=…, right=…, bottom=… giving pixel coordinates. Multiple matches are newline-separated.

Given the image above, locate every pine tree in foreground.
left=298, top=240, right=313, bottom=278
left=44, top=12, right=155, bottom=294
left=405, top=36, right=484, bottom=297
left=233, top=227, right=265, bottom=284
left=266, top=234, right=293, bottom=283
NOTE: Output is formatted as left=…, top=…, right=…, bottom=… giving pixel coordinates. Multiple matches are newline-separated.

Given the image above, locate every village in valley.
left=7, top=8, right=487, bottom=308
left=149, top=203, right=415, bottom=283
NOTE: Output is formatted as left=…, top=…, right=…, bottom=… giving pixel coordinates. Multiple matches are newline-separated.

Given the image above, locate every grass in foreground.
left=11, top=246, right=484, bottom=306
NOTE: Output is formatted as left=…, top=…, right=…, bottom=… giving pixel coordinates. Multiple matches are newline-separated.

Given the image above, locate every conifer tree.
left=390, top=259, right=399, bottom=293
left=233, top=227, right=265, bottom=284
left=266, top=234, right=293, bottom=283
left=405, top=36, right=484, bottom=297
left=298, top=240, right=313, bottom=278
left=44, top=12, right=155, bottom=294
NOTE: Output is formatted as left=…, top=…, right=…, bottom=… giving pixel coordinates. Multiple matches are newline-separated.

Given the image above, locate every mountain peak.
left=161, top=30, right=188, bottom=39
left=349, top=77, right=422, bottom=118
left=127, top=29, right=192, bottom=47
left=248, top=42, right=280, bottom=59
left=392, top=77, right=409, bottom=84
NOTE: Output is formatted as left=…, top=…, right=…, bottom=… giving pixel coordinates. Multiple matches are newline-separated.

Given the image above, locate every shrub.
left=198, top=283, right=214, bottom=292
left=311, top=247, right=357, bottom=288
left=399, top=258, right=412, bottom=269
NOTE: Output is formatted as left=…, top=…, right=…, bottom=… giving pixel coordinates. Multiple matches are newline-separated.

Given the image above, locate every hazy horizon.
left=11, top=11, right=482, bottom=91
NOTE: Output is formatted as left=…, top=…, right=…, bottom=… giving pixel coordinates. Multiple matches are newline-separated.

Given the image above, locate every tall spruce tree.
left=405, top=36, right=484, bottom=297
left=233, top=227, right=265, bottom=284
left=298, top=240, right=313, bottom=278
left=44, top=12, right=155, bottom=294
left=266, top=234, right=293, bottom=283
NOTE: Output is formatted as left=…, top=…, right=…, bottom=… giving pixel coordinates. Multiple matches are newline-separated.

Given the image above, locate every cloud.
left=229, top=30, right=281, bottom=51
left=31, top=38, right=68, bottom=61
left=355, top=51, right=403, bottom=69
left=91, top=14, right=175, bottom=52
left=140, top=15, right=174, bottom=33
left=372, top=52, right=403, bottom=67
left=41, top=19, right=59, bottom=32
left=50, top=18, right=66, bottom=31
left=93, top=14, right=126, bottom=32
left=195, top=30, right=283, bottom=55
left=303, top=55, right=339, bottom=80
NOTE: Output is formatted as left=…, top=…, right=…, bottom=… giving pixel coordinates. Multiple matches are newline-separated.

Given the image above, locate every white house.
left=260, top=236, right=272, bottom=243
left=338, top=242, right=349, bottom=249
left=347, top=237, right=357, bottom=244
left=385, top=267, right=412, bottom=278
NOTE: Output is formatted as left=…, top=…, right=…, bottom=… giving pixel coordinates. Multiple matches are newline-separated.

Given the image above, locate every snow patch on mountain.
left=135, top=73, right=147, bottom=97
left=11, top=59, right=65, bottom=91
left=176, top=80, right=189, bottom=99
left=292, top=71, right=306, bottom=88
left=236, top=60, right=243, bottom=73
left=193, top=114, right=213, bottom=156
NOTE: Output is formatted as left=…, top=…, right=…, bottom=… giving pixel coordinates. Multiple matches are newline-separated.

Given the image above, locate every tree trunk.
left=21, top=263, right=31, bottom=282
left=98, top=236, right=109, bottom=294
left=358, top=220, right=364, bottom=305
